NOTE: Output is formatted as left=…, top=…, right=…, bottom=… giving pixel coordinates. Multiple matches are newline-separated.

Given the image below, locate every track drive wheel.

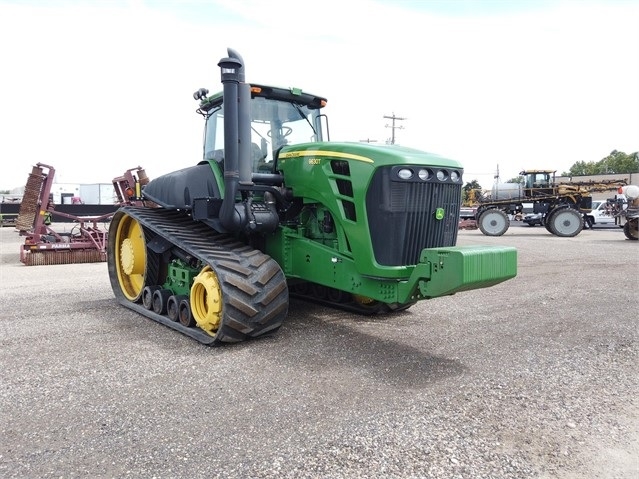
left=107, top=211, right=159, bottom=302
left=549, top=208, right=583, bottom=237
left=189, top=256, right=289, bottom=343
left=624, top=218, right=639, bottom=240
left=478, top=209, right=510, bottom=236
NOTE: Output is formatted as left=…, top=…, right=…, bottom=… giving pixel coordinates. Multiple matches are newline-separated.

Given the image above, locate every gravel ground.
left=0, top=223, right=637, bottom=478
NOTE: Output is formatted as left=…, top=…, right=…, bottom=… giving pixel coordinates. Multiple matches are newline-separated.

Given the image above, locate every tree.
left=561, top=150, right=639, bottom=176
left=462, top=180, right=482, bottom=205
left=463, top=180, right=482, bottom=194
left=506, top=176, right=524, bottom=184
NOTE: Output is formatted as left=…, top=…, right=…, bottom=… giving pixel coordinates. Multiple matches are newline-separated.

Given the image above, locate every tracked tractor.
left=107, top=48, right=517, bottom=345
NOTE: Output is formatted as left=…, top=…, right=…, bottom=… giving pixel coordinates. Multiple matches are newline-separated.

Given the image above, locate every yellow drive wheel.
left=113, top=214, right=148, bottom=301
left=353, top=294, right=377, bottom=306
left=190, top=265, right=223, bottom=335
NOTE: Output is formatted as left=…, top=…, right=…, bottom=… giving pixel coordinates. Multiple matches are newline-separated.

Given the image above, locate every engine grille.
left=366, top=167, right=461, bottom=266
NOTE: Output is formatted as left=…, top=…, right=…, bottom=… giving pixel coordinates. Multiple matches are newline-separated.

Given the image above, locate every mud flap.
left=412, top=245, right=517, bottom=298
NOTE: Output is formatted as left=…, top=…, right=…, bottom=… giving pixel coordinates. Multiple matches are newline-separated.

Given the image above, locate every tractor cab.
left=520, top=169, right=556, bottom=196
left=198, top=84, right=327, bottom=174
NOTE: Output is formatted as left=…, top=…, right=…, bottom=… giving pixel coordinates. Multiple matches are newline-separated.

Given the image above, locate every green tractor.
left=107, top=48, right=517, bottom=345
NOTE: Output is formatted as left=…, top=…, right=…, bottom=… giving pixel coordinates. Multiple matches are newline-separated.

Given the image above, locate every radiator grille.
left=366, top=167, right=462, bottom=266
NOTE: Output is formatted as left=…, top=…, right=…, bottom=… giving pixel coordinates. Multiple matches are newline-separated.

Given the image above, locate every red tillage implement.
left=15, top=163, right=148, bottom=266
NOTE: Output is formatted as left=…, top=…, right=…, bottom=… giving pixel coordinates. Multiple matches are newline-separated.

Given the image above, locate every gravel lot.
left=1, top=223, right=637, bottom=478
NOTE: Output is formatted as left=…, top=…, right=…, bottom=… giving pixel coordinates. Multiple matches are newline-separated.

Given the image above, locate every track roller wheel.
left=624, top=218, right=638, bottom=240
left=549, top=208, right=583, bottom=237
left=478, top=209, right=510, bottom=236
left=152, top=289, right=172, bottom=315
left=167, top=295, right=187, bottom=322
left=178, top=297, right=195, bottom=327
left=142, top=286, right=159, bottom=310
left=108, top=211, right=159, bottom=302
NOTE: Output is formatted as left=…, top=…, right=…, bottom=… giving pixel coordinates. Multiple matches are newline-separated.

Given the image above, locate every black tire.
left=152, top=289, right=172, bottom=315
left=478, top=209, right=510, bottom=236
left=624, top=219, right=638, bottom=240
left=584, top=216, right=594, bottom=230
left=549, top=208, right=584, bottom=237
left=198, top=255, right=289, bottom=342
left=142, top=286, right=159, bottom=310
left=178, top=298, right=195, bottom=327
left=167, top=295, right=187, bottom=322
left=544, top=210, right=557, bottom=233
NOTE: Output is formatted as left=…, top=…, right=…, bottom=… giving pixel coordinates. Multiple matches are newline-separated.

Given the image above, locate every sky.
left=0, top=0, right=637, bottom=191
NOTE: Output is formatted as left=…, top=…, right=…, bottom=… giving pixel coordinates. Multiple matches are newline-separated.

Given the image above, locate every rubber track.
left=111, top=206, right=288, bottom=345
left=289, top=283, right=415, bottom=315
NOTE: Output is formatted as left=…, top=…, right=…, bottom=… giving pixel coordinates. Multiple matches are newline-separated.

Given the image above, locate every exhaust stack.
left=217, top=48, right=277, bottom=234
left=217, top=48, right=253, bottom=232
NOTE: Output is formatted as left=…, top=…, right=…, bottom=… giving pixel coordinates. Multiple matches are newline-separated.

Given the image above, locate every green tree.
left=461, top=180, right=482, bottom=205
left=463, top=179, right=482, bottom=194
left=561, top=151, right=639, bottom=176
left=506, top=176, right=524, bottom=184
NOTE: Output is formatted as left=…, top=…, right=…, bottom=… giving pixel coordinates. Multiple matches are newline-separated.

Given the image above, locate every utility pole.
left=384, top=112, right=406, bottom=145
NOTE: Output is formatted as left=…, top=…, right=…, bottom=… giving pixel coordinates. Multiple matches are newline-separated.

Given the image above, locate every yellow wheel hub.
left=114, top=215, right=147, bottom=301
left=190, top=266, right=223, bottom=335
left=353, top=294, right=376, bottom=305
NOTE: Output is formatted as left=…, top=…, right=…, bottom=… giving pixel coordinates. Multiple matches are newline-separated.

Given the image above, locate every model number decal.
left=308, top=158, right=321, bottom=165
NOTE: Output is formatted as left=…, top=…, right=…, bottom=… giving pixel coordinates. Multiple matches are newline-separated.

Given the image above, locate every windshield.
left=204, top=97, right=323, bottom=173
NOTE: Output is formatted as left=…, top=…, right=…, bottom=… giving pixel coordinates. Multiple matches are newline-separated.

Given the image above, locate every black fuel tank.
left=142, top=163, right=222, bottom=210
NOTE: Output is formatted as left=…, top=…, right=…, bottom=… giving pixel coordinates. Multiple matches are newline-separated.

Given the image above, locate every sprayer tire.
left=624, top=219, right=639, bottom=240
left=478, top=209, right=510, bottom=236
left=549, top=208, right=583, bottom=237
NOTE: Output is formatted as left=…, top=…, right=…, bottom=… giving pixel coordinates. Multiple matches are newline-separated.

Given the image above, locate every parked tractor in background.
left=107, top=48, right=517, bottom=345
left=473, top=170, right=626, bottom=237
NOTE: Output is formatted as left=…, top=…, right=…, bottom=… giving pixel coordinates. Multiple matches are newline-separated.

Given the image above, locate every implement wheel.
left=107, top=210, right=159, bottom=302
left=549, top=208, right=583, bottom=237
left=624, top=218, right=638, bottom=240
left=478, top=209, right=510, bottom=236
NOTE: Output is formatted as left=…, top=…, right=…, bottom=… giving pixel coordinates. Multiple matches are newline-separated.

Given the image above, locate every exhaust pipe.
left=217, top=48, right=250, bottom=232
left=217, top=48, right=279, bottom=234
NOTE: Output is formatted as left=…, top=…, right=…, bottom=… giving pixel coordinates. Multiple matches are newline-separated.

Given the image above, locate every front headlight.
left=397, top=168, right=413, bottom=180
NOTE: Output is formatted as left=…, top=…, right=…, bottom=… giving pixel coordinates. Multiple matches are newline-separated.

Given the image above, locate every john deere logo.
left=435, top=208, right=445, bottom=220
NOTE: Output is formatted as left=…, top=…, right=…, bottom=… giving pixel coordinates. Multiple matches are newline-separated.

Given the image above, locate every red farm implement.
left=16, top=163, right=148, bottom=266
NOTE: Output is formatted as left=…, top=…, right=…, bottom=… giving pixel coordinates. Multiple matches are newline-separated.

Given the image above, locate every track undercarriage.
left=108, top=207, right=289, bottom=345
